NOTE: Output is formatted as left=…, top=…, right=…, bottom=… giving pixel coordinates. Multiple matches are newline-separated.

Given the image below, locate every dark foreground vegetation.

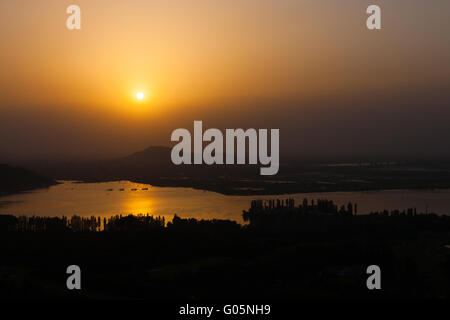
left=0, top=198, right=449, bottom=300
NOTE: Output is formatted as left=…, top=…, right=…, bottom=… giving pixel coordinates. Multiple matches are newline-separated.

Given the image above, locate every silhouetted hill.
left=120, top=146, right=171, bottom=166
left=0, top=164, right=57, bottom=196
left=104, top=145, right=183, bottom=178
left=36, top=145, right=260, bottom=193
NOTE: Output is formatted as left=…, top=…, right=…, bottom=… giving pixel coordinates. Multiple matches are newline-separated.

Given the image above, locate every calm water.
left=1, top=181, right=450, bottom=224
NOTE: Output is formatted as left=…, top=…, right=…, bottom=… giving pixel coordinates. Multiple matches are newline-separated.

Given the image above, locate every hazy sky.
left=1, top=0, right=449, bottom=161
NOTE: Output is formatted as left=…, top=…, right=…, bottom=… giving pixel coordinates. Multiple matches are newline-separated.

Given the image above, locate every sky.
left=0, top=0, right=449, bottom=161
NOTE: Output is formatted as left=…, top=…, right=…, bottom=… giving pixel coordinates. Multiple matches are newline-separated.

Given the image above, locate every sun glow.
left=136, top=92, right=145, bottom=100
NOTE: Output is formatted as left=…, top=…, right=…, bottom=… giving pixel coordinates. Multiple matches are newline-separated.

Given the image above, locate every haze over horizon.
left=1, top=0, right=449, bottom=162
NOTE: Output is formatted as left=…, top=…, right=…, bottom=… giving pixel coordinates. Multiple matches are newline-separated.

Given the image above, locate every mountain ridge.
left=0, top=164, right=58, bottom=196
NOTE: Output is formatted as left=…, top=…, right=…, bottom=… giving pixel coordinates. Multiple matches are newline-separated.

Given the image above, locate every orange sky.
left=1, top=0, right=449, bottom=160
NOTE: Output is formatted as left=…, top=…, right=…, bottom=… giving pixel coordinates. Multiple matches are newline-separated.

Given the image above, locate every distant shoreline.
left=54, top=176, right=450, bottom=197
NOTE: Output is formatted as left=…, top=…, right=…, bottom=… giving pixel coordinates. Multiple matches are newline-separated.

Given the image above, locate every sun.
left=136, top=92, right=145, bottom=100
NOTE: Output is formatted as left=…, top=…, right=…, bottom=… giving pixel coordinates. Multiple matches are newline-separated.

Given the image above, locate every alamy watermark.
left=171, top=121, right=280, bottom=176
left=66, top=5, right=81, bottom=30
left=366, top=265, right=381, bottom=290
left=65, top=4, right=382, bottom=31
left=66, top=265, right=81, bottom=290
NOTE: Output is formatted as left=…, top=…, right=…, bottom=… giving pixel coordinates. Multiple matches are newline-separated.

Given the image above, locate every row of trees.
left=243, top=198, right=357, bottom=224
left=0, top=214, right=166, bottom=232
left=0, top=198, right=448, bottom=233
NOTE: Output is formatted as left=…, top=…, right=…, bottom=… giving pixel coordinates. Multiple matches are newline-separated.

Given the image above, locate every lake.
left=0, top=180, right=449, bottom=224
